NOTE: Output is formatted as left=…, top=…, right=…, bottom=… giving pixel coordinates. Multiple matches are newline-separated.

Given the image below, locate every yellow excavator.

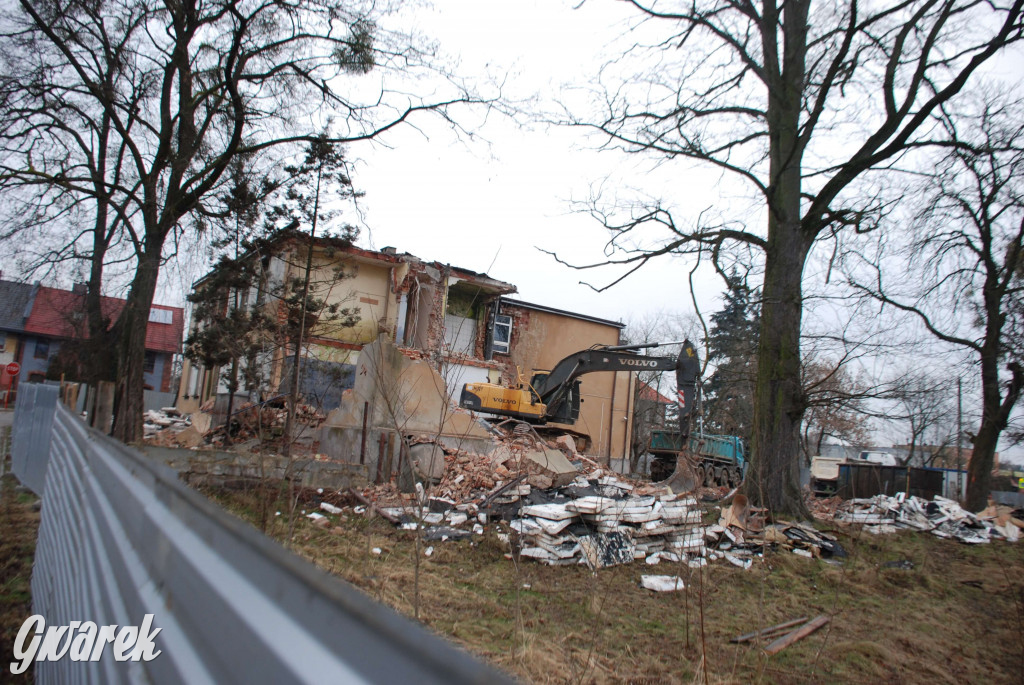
left=460, top=340, right=719, bottom=492
left=459, top=339, right=701, bottom=428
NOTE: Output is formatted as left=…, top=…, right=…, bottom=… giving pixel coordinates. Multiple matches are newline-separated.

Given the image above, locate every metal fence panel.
left=837, top=464, right=943, bottom=500
left=11, top=382, right=59, bottom=495
left=13, top=400, right=512, bottom=684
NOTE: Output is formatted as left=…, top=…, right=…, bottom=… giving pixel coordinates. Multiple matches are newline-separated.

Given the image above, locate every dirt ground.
left=2, top=474, right=1022, bottom=684
left=203, top=484, right=1024, bottom=684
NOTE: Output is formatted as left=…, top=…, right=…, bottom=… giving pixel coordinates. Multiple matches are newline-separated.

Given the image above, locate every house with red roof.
left=0, top=279, right=184, bottom=397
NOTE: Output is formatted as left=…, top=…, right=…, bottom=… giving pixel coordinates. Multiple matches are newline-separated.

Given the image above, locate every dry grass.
left=206, top=484, right=1024, bottom=684
left=2, top=474, right=1021, bottom=684
left=0, top=472, right=40, bottom=683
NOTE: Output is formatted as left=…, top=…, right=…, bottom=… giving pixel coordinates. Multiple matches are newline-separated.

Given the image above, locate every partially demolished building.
left=178, top=236, right=635, bottom=462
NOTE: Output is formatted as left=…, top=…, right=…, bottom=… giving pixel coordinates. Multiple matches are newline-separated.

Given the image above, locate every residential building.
left=179, top=234, right=638, bottom=459
left=0, top=278, right=184, bottom=398
left=0, top=280, right=37, bottom=398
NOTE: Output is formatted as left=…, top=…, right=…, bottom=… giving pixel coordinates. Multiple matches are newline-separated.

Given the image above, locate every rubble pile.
left=143, top=408, right=193, bottom=442
left=833, top=494, right=1023, bottom=543
left=702, top=497, right=846, bottom=567
left=143, top=400, right=327, bottom=450
left=352, top=427, right=863, bottom=571
left=511, top=482, right=705, bottom=568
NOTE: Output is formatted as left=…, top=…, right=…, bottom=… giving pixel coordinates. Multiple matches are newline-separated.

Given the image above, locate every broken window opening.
left=148, top=308, right=173, bottom=324
left=444, top=282, right=485, bottom=357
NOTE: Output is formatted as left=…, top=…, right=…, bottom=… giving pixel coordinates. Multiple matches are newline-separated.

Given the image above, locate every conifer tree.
left=703, top=273, right=759, bottom=443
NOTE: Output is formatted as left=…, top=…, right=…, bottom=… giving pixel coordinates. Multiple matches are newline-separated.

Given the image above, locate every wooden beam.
left=763, top=615, right=830, bottom=655
left=730, top=617, right=809, bottom=643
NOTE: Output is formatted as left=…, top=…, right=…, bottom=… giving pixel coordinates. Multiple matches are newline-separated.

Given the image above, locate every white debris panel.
left=835, top=494, right=1022, bottom=543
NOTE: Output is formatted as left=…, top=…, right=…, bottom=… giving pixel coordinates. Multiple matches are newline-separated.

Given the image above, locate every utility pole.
left=957, top=378, right=963, bottom=502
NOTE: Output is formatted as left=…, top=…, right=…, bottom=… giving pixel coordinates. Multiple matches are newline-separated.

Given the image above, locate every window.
left=491, top=314, right=512, bottom=354
left=34, top=339, right=49, bottom=359
left=148, top=308, right=173, bottom=324
left=143, top=351, right=157, bottom=373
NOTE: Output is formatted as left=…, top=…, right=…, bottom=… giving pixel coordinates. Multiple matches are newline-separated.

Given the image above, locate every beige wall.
left=285, top=251, right=399, bottom=347
left=507, top=309, right=632, bottom=461
left=0, top=332, right=17, bottom=365
left=177, top=248, right=403, bottom=413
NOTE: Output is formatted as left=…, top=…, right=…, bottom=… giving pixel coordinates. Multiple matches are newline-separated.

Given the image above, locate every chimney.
left=381, top=246, right=397, bottom=255
left=72, top=283, right=87, bottom=296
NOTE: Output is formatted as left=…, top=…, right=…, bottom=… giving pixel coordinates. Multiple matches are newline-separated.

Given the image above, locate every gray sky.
left=350, top=0, right=728, bottom=325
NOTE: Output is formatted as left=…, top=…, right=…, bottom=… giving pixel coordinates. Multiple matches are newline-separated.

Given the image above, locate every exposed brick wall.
left=160, top=353, right=174, bottom=392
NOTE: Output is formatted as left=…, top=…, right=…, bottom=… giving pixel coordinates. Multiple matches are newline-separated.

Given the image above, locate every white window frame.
left=492, top=314, right=512, bottom=354
left=148, top=308, right=173, bottom=324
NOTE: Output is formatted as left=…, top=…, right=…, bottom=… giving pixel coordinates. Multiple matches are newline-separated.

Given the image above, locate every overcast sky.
left=348, top=0, right=727, bottom=327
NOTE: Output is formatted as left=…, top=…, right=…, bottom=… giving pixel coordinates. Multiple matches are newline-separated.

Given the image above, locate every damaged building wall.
left=178, top=239, right=640, bottom=468
left=179, top=241, right=408, bottom=414
left=320, top=334, right=495, bottom=478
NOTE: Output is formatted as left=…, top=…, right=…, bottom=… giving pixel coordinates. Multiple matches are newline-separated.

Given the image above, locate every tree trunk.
left=111, top=248, right=162, bottom=442
left=966, top=356, right=1022, bottom=511
left=744, top=1, right=812, bottom=517
left=966, top=259, right=1023, bottom=509
left=738, top=0, right=814, bottom=516
left=746, top=226, right=811, bottom=516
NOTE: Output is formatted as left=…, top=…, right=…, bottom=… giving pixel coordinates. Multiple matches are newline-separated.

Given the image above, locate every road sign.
left=5, top=362, right=20, bottom=376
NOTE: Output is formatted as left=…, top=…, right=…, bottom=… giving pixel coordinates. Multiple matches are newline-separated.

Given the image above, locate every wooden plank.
left=763, top=615, right=830, bottom=655
left=347, top=487, right=400, bottom=525
left=730, top=617, right=809, bottom=643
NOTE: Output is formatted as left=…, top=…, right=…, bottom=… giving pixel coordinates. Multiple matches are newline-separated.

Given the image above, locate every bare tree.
left=0, top=0, right=484, bottom=442
left=887, top=372, right=958, bottom=467
left=799, top=358, right=871, bottom=462
left=844, top=98, right=1024, bottom=509
left=553, top=0, right=1023, bottom=514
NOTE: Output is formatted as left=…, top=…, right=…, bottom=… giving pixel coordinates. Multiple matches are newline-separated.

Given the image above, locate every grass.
left=1, top=472, right=1021, bottom=684
left=203, top=483, right=1024, bottom=684
left=0, top=470, right=40, bottom=684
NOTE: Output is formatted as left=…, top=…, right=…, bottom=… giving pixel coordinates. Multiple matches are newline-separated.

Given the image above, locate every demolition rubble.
left=340, top=424, right=1021, bottom=572
left=824, top=493, right=1023, bottom=543
left=334, top=427, right=857, bottom=572
left=146, top=405, right=1020, bottom=570
left=143, top=400, right=326, bottom=449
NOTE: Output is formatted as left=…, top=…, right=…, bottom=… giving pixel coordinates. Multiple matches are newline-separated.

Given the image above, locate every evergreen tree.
left=703, top=273, right=759, bottom=442
left=185, top=139, right=361, bottom=447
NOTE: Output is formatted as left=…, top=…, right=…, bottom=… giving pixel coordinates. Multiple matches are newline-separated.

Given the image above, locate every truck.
left=648, top=430, right=747, bottom=487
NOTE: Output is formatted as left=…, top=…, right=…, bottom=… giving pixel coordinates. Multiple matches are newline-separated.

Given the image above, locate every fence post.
left=92, top=380, right=115, bottom=433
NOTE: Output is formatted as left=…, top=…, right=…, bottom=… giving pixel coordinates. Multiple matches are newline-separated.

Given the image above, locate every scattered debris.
left=641, top=575, right=686, bottom=592
left=143, top=399, right=326, bottom=449
left=832, top=494, right=1023, bottom=544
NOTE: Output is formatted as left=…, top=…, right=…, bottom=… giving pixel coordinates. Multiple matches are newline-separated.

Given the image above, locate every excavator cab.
left=529, top=373, right=580, bottom=424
